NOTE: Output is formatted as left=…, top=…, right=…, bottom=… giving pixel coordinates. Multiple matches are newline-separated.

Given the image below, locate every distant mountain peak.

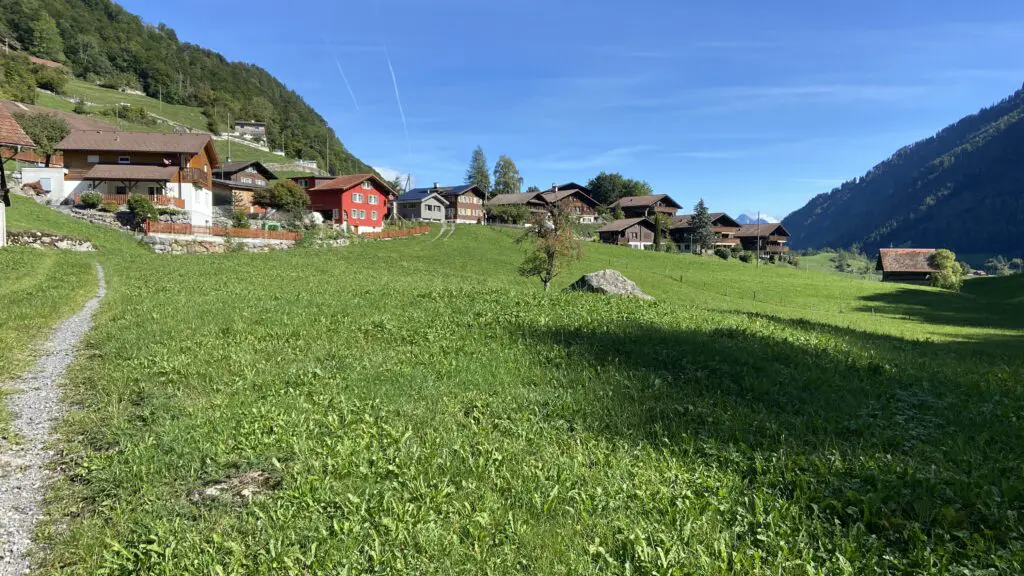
left=737, top=212, right=780, bottom=225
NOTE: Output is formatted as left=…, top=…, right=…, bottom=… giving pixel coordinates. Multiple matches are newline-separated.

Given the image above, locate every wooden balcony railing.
left=75, top=192, right=185, bottom=209
left=144, top=220, right=300, bottom=241
left=178, top=167, right=211, bottom=188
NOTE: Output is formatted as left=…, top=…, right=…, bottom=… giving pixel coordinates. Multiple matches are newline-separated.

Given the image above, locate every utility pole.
left=756, top=211, right=761, bottom=268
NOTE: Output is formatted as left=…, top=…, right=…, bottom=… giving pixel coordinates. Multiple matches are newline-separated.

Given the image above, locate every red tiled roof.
left=310, top=173, right=395, bottom=196
left=876, top=248, right=939, bottom=273
left=0, top=105, right=35, bottom=148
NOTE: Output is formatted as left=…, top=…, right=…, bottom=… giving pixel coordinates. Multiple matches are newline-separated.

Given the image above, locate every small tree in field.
left=12, top=112, right=69, bottom=167
left=516, top=205, right=582, bottom=291
left=254, top=180, right=310, bottom=214
left=690, top=199, right=715, bottom=254
left=929, top=249, right=965, bottom=292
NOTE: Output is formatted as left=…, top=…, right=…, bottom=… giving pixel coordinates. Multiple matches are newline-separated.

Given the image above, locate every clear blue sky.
left=119, top=0, right=1024, bottom=218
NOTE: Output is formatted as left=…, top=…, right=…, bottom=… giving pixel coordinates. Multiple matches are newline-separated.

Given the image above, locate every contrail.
left=324, top=36, right=359, bottom=110
left=383, top=46, right=412, bottom=158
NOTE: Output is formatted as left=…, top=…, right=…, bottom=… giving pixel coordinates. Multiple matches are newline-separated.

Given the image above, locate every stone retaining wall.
left=7, top=231, right=95, bottom=251
left=142, top=235, right=294, bottom=255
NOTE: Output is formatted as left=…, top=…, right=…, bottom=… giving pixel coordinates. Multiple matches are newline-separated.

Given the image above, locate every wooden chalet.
left=212, top=160, right=278, bottom=214
left=541, top=183, right=600, bottom=223
left=735, top=222, right=791, bottom=255
left=610, top=194, right=682, bottom=219
left=597, top=217, right=656, bottom=249
left=486, top=191, right=548, bottom=216
left=875, top=248, right=939, bottom=285
left=670, top=212, right=742, bottom=252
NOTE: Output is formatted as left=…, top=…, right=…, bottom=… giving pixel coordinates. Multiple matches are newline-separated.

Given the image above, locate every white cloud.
left=373, top=166, right=414, bottom=189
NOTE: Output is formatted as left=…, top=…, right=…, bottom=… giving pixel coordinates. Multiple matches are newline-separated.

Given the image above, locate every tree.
left=516, top=205, right=582, bottom=291
left=985, top=255, right=1010, bottom=276
left=586, top=172, right=654, bottom=205
left=690, top=199, right=715, bottom=254
left=253, top=180, right=310, bottom=214
left=928, top=249, right=965, bottom=291
left=1012, top=258, right=1024, bottom=274
left=492, top=155, right=521, bottom=196
left=653, top=213, right=670, bottom=251
left=12, top=112, right=69, bottom=167
left=28, top=13, right=64, bottom=62
left=387, top=176, right=406, bottom=195
left=526, top=185, right=541, bottom=194
left=488, top=204, right=530, bottom=224
left=465, top=146, right=491, bottom=198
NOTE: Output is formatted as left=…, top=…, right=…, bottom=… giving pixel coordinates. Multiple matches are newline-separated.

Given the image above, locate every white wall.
left=21, top=167, right=69, bottom=204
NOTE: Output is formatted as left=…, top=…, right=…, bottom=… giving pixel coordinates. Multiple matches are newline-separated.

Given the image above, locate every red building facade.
left=305, top=174, right=396, bottom=233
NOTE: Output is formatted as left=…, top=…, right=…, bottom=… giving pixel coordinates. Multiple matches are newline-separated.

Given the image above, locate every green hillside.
left=0, top=0, right=374, bottom=175
left=784, top=85, right=1024, bottom=258
left=4, top=197, right=1024, bottom=573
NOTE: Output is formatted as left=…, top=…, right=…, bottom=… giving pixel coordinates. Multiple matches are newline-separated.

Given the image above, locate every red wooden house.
left=306, top=174, right=397, bottom=234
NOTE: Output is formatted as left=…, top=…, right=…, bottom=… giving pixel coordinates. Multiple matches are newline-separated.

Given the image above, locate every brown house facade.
left=212, top=160, right=278, bottom=214
left=670, top=212, right=743, bottom=251
left=541, top=184, right=600, bottom=223
left=597, top=217, right=657, bottom=248
left=736, top=223, right=791, bottom=255
left=875, top=248, right=939, bottom=285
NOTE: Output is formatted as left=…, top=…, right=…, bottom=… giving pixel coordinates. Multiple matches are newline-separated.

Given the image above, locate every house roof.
left=598, top=217, right=653, bottom=233
left=310, top=173, right=396, bottom=196
left=396, top=190, right=450, bottom=205
left=487, top=192, right=546, bottom=206
left=2, top=100, right=116, bottom=131
left=610, top=194, right=682, bottom=209
left=214, top=160, right=277, bottom=180
left=670, top=212, right=740, bottom=229
left=556, top=182, right=593, bottom=195
left=57, top=131, right=220, bottom=166
left=735, top=223, right=791, bottom=238
left=407, top=184, right=485, bottom=200
left=875, top=248, right=939, bottom=273
left=83, top=164, right=178, bottom=181
left=0, top=105, right=35, bottom=148
left=541, top=187, right=599, bottom=207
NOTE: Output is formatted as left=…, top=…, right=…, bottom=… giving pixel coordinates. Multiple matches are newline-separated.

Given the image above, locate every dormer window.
left=361, top=181, right=372, bottom=190
left=118, top=156, right=130, bottom=164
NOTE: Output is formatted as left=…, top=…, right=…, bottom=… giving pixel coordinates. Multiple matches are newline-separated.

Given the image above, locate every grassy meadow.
left=4, top=197, right=1024, bottom=573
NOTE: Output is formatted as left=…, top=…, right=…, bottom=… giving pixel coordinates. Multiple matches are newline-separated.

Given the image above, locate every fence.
left=361, top=226, right=431, bottom=240
left=75, top=193, right=185, bottom=209
left=144, top=220, right=300, bottom=241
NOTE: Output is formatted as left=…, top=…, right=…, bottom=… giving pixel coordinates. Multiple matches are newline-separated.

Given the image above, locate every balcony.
left=74, top=192, right=185, bottom=209
left=178, top=167, right=211, bottom=188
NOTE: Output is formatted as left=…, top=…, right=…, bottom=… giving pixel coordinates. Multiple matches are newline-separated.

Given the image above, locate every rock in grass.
left=564, top=269, right=654, bottom=301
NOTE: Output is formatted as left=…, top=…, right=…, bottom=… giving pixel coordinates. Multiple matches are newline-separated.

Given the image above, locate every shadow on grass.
left=519, top=313, right=1024, bottom=564
left=856, top=281, right=1024, bottom=333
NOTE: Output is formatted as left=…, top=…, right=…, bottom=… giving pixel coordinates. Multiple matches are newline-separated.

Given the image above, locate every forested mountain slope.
left=783, top=85, right=1024, bottom=257
left=0, top=0, right=373, bottom=175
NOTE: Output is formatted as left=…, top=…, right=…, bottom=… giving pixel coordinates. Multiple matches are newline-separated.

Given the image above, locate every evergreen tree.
left=492, top=155, right=521, bottom=196
left=12, top=112, right=69, bottom=167
left=29, top=13, right=64, bottom=62
left=465, top=146, right=491, bottom=198
left=526, top=185, right=541, bottom=194
left=690, top=198, right=715, bottom=254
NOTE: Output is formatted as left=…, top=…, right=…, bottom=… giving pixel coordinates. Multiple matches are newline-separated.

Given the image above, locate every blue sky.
left=119, top=0, right=1024, bottom=218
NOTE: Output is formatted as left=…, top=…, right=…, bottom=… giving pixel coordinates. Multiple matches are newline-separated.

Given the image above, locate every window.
left=148, top=186, right=161, bottom=195
left=361, top=181, right=372, bottom=189
left=116, top=186, right=128, bottom=195
left=87, top=154, right=99, bottom=164
left=118, top=156, right=130, bottom=164
left=353, top=193, right=363, bottom=203
left=371, top=210, right=378, bottom=220
left=332, top=209, right=340, bottom=221
left=630, top=232, right=638, bottom=240
left=360, top=209, right=367, bottom=218
left=368, top=195, right=379, bottom=205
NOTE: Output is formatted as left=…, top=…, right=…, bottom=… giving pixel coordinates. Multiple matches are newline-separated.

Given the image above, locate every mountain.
left=783, top=85, right=1024, bottom=257
left=0, top=0, right=373, bottom=175
left=737, top=213, right=780, bottom=225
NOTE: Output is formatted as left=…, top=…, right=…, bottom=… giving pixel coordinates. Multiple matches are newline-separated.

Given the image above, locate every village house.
left=307, top=173, right=396, bottom=234
left=212, top=160, right=277, bottom=214
left=735, top=222, right=791, bottom=255
left=408, top=183, right=485, bottom=224
left=1, top=104, right=36, bottom=247
left=670, top=212, right=743, bottom=252
left=486, top=190, right=548, bottom=217
left=56, top=131, right=220, bottom=226
left=875, top=248, right=939, bottom=285
left=609, top=194, right=682, bottom=219
left=233, top=120, right=267, bottom=140
left=394, top=189, right=448, bottom=222
left=597, top=217, right=657, bottom=249
left=541, top=183, right=600, bottom=223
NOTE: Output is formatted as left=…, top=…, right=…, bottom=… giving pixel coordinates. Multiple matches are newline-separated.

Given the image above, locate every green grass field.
left=60, top=79, right=209, bottom=131
left=214, top=140, right=294, bottom=166
left=4, top=196, right=1024, bottom=573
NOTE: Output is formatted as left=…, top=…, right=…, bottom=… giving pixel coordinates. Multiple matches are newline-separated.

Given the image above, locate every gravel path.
left=0, top=264, right=106, bottom=576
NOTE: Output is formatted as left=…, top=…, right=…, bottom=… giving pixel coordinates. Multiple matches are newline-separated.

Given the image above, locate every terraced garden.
left=2, top=196, right=1022, bottom=573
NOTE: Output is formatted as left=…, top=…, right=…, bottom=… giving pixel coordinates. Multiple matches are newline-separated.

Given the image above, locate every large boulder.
left=565, top=269, right=654, bottom=301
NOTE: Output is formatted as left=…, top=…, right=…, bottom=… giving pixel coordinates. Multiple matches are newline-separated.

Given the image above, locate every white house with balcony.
left=55, top=131, right=220, bottom=226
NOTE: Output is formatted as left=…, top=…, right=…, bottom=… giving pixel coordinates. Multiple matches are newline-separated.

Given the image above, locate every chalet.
left=2, top=100, right=116, bottom=167
left=487, top=191, right=548, bottom=215
left=1, top=104, right=35, bottom=246
left=670, top=212, right=743, bottom=252
left=597, top=217, right=657, bottom=249
left=308, top=173, right=397, bottom=234
left=875, top=248, right=939, bottom=285
left=735, top=222, right=791, bottom=255
left=212, top=160, right=278, bottom=214
left=610, top=194, right=682, bottom=219
left=395, top=189, right=448, bottom=222
left=233, top=120, right=267, bottom=139
left=408, top=183, right=485, bottom=224
left=541, top=184, right=600, bottom=223
left=56, top=131, right=220, bottom=226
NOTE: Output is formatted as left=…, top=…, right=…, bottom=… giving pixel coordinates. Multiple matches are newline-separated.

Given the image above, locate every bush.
left=73, top=98, right=88, bottom=114
left=714, top=247, right=731, bottom=260
left=157, top=207, right=185, bottom=216
left=928, top=249, right=965, bottom=292
left=738, top=251, right=754, bottom=263
left=127, top=194, right=158, bottom=223
left=79, top=191, right=103, bottom=209
left=230, top=210, right=249, bottom=229
left=99, top=104, right=154, bottom=125
left=487, top=204, right=530, bottom=224
left=931, top=268, right=964, bottom=292
left=99, top=200, right=119, bottom=213
left=253, top=180, right=310, bottom=214
left=34, top=66, right=68, bottom=94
